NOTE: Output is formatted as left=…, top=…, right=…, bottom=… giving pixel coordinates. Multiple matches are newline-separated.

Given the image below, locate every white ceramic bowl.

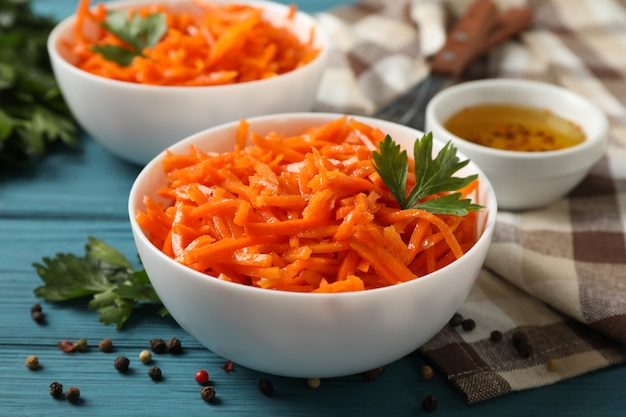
left=128, top=112, right=497, bottom=378
left=425, top=79, right=608, bottom=211
left=47, top=0, right=328, bottom=165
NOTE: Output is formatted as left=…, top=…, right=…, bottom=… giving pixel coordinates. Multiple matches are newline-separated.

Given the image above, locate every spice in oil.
left=443, top=103, right=585, bottom=152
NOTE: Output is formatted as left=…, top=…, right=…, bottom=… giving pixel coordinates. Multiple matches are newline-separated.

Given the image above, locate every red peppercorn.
left=195, top=369, right=209, bottom=385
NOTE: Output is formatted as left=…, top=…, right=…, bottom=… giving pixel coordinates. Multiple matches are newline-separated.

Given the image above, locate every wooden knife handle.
left=430, top=0, right=499, bottom=77
left=475, top=7, right=534, bottom=57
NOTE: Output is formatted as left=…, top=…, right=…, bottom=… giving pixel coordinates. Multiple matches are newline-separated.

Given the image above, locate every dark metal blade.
left=374, top=74, right=450, bottom=132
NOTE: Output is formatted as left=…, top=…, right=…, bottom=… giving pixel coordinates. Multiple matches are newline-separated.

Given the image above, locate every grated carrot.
left=136, top=117, right=481, bottom=293
left=67, top=0, right=320, bottom=86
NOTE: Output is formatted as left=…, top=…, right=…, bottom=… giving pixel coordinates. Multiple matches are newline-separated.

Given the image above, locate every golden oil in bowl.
left=443, top=103, right=585, bottom=152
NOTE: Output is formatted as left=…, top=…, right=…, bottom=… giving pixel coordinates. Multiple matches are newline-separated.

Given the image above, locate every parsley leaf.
left=33, top=237, right=166, bottom=329
left=372, top=133, right=482, bottom=215
left=0, top=0, right=79, bottom=167
left=92, top=10, right=167, bottom=66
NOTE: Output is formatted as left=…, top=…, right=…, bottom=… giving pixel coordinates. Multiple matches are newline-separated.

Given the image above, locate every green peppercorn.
left=490, top=330, right=503, bottom=343
left=148, top=366, right=162, bottom=381
left=114, top=355, right=130, bottom=373
left=420, top=365, right=433, bottom=380
left=462, top=318, right=476, bottom=331
left=150, top=338, right=167, bottom=354
left=139, top=350, right=152, bottom=364
left=306, top=378, right=321, bottom=388
left=258, top=379, right=274, bottom=396
left=73, top=338, right=88, bottom=352
left=166, top=337, right=182, bottom=354
left=49, top=381, right=63, bottom=398
left=98, top=338, right=114, bottom=353
left=65, top=386, right=80, bottom=403
left=422, top=395, right=438, bottom=412
left=201, top=386, right=216, bottom=403
left=362, top=366, right=386, bottom=381
left=25, top=355, right=39, bottom=370
left=449, top=313, right=464, bottom=327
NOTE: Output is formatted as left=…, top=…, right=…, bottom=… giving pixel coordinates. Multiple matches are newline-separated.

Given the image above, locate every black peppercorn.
left=422, top=395, right=438, bottom=412
left=166, top=337, right=182, bottom=354
left=31, top=303, right=42, bottom=314
left=201, top=386, right=216, bottom=403
left=490, top=330, right=503, bottom=343
left=148, top=366, right=162, bottom=381
left=362, top=366, right=386, bottom=381
left=515, top=340, right=533, bottom=358
left=258, top=378, right=274, bottom=396
left=511, top=330, right=528, bottom=346
left=461, top=318, right=476, bottom=331
left=49, top=382, right=63, bottom=398
left=114, top=355, right=130, bottom=373
left=449, top=313, right=463, bottom=327
left=31, top=310, right=45, bottom=324
left=98, top=338, right=113, bottom=353
left=65, top=386, right=80, bottom=403
left=150, top=338, right=167, bottom=354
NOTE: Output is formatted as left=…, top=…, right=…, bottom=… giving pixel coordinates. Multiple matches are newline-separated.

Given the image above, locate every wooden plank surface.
left=1, top=1, right=625, bottom=415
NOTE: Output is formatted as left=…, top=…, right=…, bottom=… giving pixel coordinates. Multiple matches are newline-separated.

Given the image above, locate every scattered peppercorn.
left=462, top=318, right=476, bottom=331
left=490, top=330, right=503, bottom=343
left=114, top=355, right=130, bottom=373
left=166, top=337, right=182, bottom=354
left=25, top=355, right=39, bottom=370
left=420, top=365, right=433, bottom=380
left=258, top=379, right=274, bottom=396
left=362, top=366, right=386, bottom=381
left=307, top=378, right=321, bottom=389
left=73, top=338, right=88, bottom=352
left=201, top=386, right=216, bottom=403
left=546, top=358, right=560, bottom=372
left=422, top=395, right=438, bottom=412
left=58, top=340, right=75, bottom=353
left=98, top=338, right=113, bottom=353
left=148, top=366, right=162, bottom=381
left=222, top=360, right=234, bottom=372
left=150, top=338, right=167, bottom=354
left=512, top=331, right=533, bottom=358
left=65, top=386, right=80, bottom=403
left=195, top=369, right=210, bottom=385
left=49, top=381, right=63, bottom=398
left=31, top=310, right=45, bottom=323
left=31, top=303, right=42, bottom=314
left=449, top=313, right=464, bottom=327
left=139, top=350, right=152, bottom=364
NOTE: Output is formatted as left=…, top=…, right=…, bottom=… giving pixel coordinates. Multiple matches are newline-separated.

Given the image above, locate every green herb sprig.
left=33, top=237, right=166, bottom=329
left=0, top=0, right=78, bottom=167
left=372, top=133, right=482, bottom=215
left=92, top=10, right=167, bottom=66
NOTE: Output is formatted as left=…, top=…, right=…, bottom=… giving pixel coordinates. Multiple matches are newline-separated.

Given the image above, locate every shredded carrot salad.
left=65, top=0, right=320, bottom=85
left=135, top=117, right=480, bottom=293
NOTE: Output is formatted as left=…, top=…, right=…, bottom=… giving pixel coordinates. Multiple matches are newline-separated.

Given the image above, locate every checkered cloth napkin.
left=312, top=0, right=626, bottom=403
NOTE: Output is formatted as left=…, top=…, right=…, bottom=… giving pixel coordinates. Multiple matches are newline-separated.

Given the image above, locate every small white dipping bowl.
left=425, top=79, right=608, bottom=211
left=47, top=0, right=328, bottom=165
left=128, top=112, right=497, bottom=378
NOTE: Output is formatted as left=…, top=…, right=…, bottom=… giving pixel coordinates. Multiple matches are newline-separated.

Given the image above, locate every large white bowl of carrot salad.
left=128, top=112, right=497, bottom=378
left=47, top=0, right=328, bottom=165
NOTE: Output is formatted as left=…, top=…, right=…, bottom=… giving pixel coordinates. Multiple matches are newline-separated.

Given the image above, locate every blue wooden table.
left=2, top=1, right=625, bottom=415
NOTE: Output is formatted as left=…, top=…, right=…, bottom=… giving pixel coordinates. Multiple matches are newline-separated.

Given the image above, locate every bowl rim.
left=128, top=112, right=498, bottom=300
left=425, top=78, right=609, bottom=161
left=47, top=0, right=329, bottom=92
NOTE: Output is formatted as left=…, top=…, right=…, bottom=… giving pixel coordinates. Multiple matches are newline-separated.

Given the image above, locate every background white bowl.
left=48, top=0, right=328, bottom=165
left=128, top=112, right=497, bottom=378
left=425, top=79, right=608, bottom=211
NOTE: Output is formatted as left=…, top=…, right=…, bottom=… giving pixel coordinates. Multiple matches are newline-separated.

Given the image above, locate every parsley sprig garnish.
left=92, top=10, right=167, bottom=66
left=372, top=133, right=482, bottom=215
left=33, top=237, right=166, bottom=329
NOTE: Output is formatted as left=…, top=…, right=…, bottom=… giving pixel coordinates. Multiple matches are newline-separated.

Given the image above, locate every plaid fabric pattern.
left=313, top=0, right=626, bottom=404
